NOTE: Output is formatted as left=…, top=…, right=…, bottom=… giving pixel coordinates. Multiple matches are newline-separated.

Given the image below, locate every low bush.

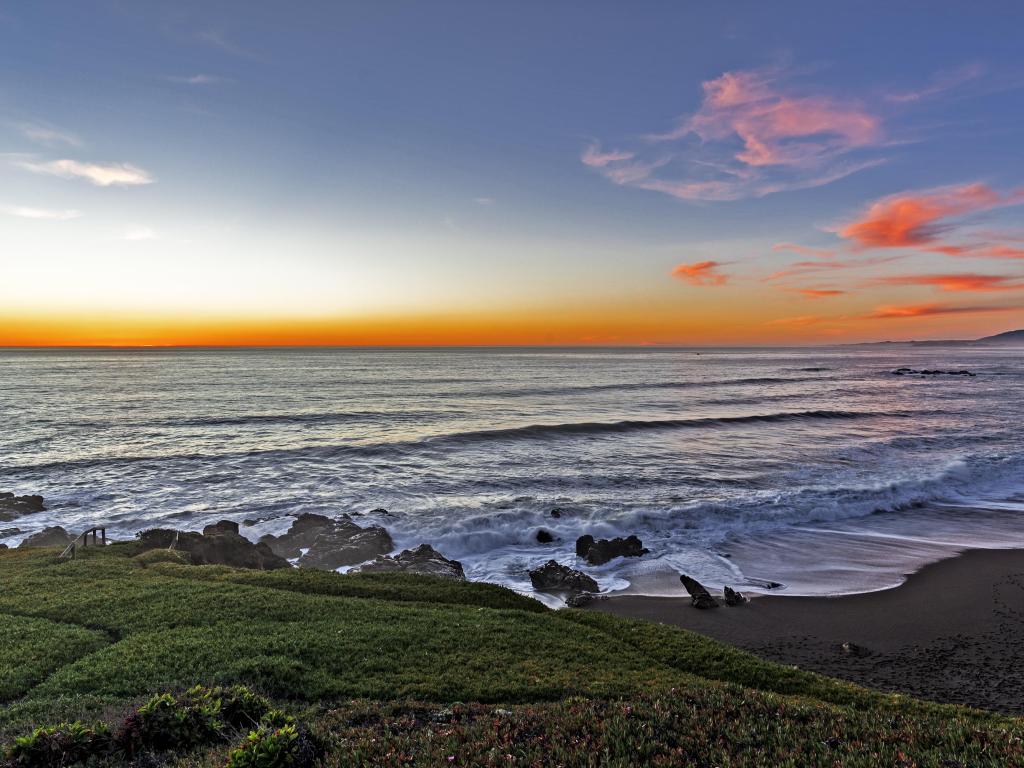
left=226, top=724, right=318, bottom=768
left=5, top=722, right=110, bottom=768
left=114, top=689, right=221, bottom=755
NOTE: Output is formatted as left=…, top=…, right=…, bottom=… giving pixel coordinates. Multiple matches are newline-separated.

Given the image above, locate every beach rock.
left=549, top=508, right=563, bottom=518
left=723, top=586, right=747, bottom=606
left=575, top=534, right=595, bottom=557
left=203, top=519, right=240, bottom=536
left=0, top=493, right=45, bottom=522
left=580, top=535, right=649, bottom=566
left=566, top=592, right=608, bottom=608
left=536, top=529, right=554, bottom=544
left=839, top=641, right=872, bottom=658
left=136, top=527, right=290, bottom=570
left=680, top=573, right=719, bottom=609
left=19, top=526, right=75, bottom=549
left=349, top=544, right=465, bottom=580
left=297, top=523, right=393, bottom=571
left=259, top=513, right=393, bottom=569
left=0, top=543, right=7, bottom=550
left=529, top=560, right=599, bottom=595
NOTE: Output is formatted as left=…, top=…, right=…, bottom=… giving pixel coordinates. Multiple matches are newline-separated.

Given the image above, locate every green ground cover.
left=1, top=543, right=1021, bottom=767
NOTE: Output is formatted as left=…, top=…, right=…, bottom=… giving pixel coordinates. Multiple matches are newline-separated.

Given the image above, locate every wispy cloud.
left=474, top=197, right=495, bottom=205
left=871, top=273, right=1024, bottom=292
left=885, top=62, right=986, bottom=104
left=865, top=302, right=1020, bottom=319
left=165, top=73, right=231, bottom=85
left=197, top=30, right=255, bottom=58
left=0, top=204, right=81, bottom=220
left=766, top=315, right=826, bottom=326
left=16, top=121, right=81, bottom=147
left=583, top=66, right=887, bottom=201
left=837, top=182, right=1024, bottom=257
left=670, top=260, right=728, bottom=286
left=121, top=226, right=158, bottom=241
left=580, top=142, right=635, bottom=168
left=772, top=242, right=836, bottom=259
left=796, top=288, right=846, bottom=298
left=17, top=158, right=154, bottom=187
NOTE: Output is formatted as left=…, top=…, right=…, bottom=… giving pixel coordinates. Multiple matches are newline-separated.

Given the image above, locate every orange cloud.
left=772, top=242, right=837, bottom=259
left=866, top=303, right=1021, bottom=319
left=766, top=315, right=825, bottom=326
left=797, top=288, right=846, bottom=298
left=671, top=260, right=728, bottom=286
left=838, top=183, right=1024, bottom=256
left=874, top=273, right=1024, bottom=292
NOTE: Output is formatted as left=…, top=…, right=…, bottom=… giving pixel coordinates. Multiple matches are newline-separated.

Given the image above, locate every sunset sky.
left=2, top=2, right=1023, bottom=345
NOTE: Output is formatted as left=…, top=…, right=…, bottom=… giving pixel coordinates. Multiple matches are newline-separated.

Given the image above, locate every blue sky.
left=2, top=1, right=1023, bottom=344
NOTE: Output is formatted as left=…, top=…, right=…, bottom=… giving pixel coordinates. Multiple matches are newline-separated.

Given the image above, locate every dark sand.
left=592, top=548, right=1024, bottom=713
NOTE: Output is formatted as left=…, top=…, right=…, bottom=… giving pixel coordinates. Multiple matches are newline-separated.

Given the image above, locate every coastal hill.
left=852, top=328, right=1024, bottom=346
left=2, top=543, right=1022, bottom=766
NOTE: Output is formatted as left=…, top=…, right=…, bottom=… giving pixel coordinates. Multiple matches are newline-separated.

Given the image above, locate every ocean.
left=2, top=346, right=1022, bottom=603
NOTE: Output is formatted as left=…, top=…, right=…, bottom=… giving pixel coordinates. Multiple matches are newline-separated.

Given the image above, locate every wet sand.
left=591, top=548, right=1024, bottom=713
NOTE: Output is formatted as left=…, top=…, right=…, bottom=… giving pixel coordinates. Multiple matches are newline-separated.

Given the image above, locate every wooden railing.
left=59, top=527, right=107, bottom=560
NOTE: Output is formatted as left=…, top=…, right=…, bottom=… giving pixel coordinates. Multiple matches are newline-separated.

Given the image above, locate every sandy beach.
left=591, top=548, right=1024, bottom=713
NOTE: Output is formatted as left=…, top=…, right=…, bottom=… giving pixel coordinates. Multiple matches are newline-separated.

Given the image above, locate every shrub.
left=225, top=724, right=316, bottom=768
left=6, top=722, right=110, bottom=768
left=185, top=685, right=272, bottom=730
left=115, top=690, right=221, bottom=755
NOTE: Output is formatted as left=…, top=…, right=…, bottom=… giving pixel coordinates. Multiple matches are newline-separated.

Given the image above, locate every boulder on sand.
left=260, top=513, right=394, bottom=570
left=576, top=534, right=649, bottom=566
left=529, top=560, right=599, bottom=595
left=680, top=573, right=719, bottom=609
left=0, top=492, right=46, bottom=522
left=349, top=544, right=465, bottom=580
left=723, top=585, right=747, bottom=606
left=566, top=592, right=608, bottom=608
left=19, top=526, right=75, bottom=549
left=137, top=523, right=290, bottom=570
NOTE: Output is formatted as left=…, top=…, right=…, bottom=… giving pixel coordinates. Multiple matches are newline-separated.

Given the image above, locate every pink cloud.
left=872, top=273, right=1024, bottom=292
left=797, top=288, right=846, bottom=299
left=580, top=143, right=635, bottom=168
left=582, top=66, right=887, bottom=201
left=865, top=302, right=1021, bottom=319
left=671, top=260, right=728, bottom=286
left=838, top=183, right=1024, bottom=258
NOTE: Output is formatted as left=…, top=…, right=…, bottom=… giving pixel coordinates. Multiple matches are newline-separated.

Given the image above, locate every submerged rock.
left=137, top=524, right=290, bottom=570
left=892, top=367, right=976, bottom=377
left=723, top=586, right=747, bottom=606
left=536, top=529, right=554, bottom=544
left=680, top=573, right=719, bottom=609
left=19, top=526, right=75, bottom=549
left=577, top=534, right=649, bottom=566
left=349, top=544, right=465, bottom=580
left=259, top=513, right=393, bottom=569
left=529, top=560, right=599, bottom=595
left=0, top=492, right=45, bottom=522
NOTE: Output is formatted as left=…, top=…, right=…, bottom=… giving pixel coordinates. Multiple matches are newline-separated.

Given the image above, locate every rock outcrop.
left=0, top=493, right=45, bottom=522
left=529, top=560, right=599, bottom=595
left=723, top=585, right=747, bottom=606
left=19, top=526, right=74, bottom=549
left=892, top=368, right=975, bottom=377
left=137, top=523, right=290, bottom=570
left=259, top=513, right=394, bottom=570
left=680, top=573, right=719, bottom=609
left=576, top=534, right=649, bottom=566
left=349, top=544, right=466, bottom=580
left=536, top=529, right=554, bottom=544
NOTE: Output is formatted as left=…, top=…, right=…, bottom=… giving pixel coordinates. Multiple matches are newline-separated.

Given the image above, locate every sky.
left=2, top=1, right=1024, bottom=346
